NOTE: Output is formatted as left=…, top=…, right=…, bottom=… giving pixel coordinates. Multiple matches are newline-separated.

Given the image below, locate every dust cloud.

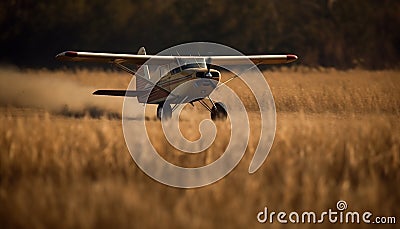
left=0, top=68, right=122, bottom=118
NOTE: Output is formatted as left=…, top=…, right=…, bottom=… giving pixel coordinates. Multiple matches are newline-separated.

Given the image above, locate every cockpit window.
left=196, top=72, right=220, bottom=78
left=170, top=63, right=206, bottom=75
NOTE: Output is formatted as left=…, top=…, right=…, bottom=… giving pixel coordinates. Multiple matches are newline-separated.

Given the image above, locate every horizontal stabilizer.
left=93, top=90, right=149, bottom=97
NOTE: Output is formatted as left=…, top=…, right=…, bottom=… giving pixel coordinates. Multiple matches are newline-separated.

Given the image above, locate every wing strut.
left=113, top=62, right=137, bottom=75
left=216, top=65, right=258, bottom=89
left=113, top=62, right=177, bottom=98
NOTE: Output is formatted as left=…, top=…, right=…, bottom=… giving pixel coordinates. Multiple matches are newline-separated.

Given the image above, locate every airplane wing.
left=210, top=55, right=298, bottom=65
left=56, top=51, right=168, bottom=65
left=56, top=51, right=297, bottom=65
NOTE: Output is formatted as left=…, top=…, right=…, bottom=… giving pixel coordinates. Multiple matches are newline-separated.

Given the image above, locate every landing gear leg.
left=198, top=99, right=228, bottom=121
left=157, top=102, right=172, bottom=120
left=210, top=102, right=227, bottom=120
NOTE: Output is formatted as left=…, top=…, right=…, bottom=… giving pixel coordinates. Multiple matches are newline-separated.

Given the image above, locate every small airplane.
left=56, top=47, right=297, bottom=120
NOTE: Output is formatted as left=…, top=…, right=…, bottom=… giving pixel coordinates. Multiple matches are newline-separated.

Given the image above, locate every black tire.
left=211, top=102, right=227, bottom=120
left=157, top=103, right=172, bottom=120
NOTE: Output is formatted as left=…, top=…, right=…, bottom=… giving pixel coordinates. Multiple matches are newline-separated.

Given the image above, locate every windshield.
left=170, top=63, right=206, bottom=75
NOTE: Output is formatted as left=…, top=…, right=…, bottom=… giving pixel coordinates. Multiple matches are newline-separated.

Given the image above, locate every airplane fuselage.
left=140, top=66, right=220, bottom=104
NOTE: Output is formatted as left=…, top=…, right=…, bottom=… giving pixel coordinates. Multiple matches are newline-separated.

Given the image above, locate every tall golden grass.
left=0, top=68, right=399, bottom=228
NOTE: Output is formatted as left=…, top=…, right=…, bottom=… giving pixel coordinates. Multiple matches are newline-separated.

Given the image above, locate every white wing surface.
left=56, top=51, right=297, bottom=65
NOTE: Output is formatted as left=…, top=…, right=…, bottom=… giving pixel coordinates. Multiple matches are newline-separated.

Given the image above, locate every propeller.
left=205, top=57, right=212, bottom=78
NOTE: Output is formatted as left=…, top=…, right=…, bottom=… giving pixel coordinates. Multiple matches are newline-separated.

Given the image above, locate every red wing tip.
left=286, top=54, right=298, bottom=61
left=65, top=51, right=78, bottom=57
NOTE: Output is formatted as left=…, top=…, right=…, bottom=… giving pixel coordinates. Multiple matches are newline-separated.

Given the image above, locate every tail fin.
left=136, top=47, right=151, bottom=103
left=136, top=47, right=150, bottom=90
left=137, top=46, right=146, bottom=55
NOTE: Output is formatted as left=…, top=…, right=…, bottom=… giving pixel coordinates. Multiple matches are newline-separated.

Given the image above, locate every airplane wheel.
left=211, top=102, right=227, bottom=120
left=157, top=103, right=172, bottom=120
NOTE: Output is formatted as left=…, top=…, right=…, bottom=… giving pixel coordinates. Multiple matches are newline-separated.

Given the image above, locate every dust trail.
left=0, top=68, right=123, bottom=118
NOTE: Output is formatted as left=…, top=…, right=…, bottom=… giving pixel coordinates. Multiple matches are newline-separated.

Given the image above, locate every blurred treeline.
left=0, top=0, right=399, bottom=69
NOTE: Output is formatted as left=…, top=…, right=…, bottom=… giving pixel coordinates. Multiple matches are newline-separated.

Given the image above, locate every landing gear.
left=157, top=102, right=172, bottom=120
left=156, top=99, right=227, bottom=121
left=210, top=102, right=227, bottom=120
left=198, top=98, right=228, bottom=121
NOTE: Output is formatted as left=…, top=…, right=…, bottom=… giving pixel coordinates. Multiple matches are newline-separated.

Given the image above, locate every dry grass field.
left=0, top=68, right=399, bottom=228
